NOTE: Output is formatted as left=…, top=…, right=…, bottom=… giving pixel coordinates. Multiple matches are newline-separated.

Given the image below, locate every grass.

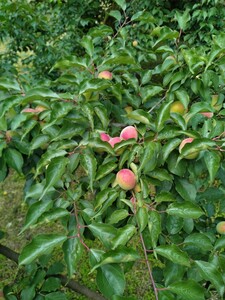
left=0, top=171, right=155, bottom=299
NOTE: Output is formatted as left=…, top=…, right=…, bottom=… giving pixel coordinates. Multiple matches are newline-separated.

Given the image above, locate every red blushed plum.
left=179, top=137, right=199, bottom=160
left=100, top=132, right=111, bottom=142
left=116, top=169, right=136, bottom=190
left=98, top=71, right=113, bottom=80
left=108, top=137, right=121, bottom=148
left=216, top=221, right=225, bottom=234
left=120, top=126, right=138, bottom=141
left=200, top=112, right=214, bottom=118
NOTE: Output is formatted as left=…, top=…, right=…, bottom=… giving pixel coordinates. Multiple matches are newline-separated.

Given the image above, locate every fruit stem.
left=140, top=232, right=159, bottom=300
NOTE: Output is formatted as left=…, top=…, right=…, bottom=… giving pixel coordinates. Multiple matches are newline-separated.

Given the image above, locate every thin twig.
left=139, top=233, right=159, bottom=300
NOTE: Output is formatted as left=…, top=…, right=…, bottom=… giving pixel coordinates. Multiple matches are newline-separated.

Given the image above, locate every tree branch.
left=0, top=243, right=106, bottom=300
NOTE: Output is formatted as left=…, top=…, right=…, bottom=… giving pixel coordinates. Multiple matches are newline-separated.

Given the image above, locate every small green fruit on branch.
left=216, top=221, right=225, bottom=234
left=98, top=71, right=113, bottom=80
left=116, top=169, right=136, bottom=190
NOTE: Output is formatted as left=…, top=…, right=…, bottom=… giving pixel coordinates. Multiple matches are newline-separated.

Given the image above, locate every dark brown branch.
left=0, top=243, right=106, bottom=300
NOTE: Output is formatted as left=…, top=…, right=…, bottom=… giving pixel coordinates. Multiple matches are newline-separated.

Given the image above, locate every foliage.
left=1, top=0, right=225, bottom=299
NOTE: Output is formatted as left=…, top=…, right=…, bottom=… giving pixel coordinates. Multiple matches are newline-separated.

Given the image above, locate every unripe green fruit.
left=170, top=101, right=186, bottom=115
left=116, top=169, right=136, bottom=190
left=132, top=40, right=138, bottom=47
left=120, top=126, right=138, bottom=140
left=216, top=221, right=225, bottom=234
left=98, top=71, right=113, bottom=80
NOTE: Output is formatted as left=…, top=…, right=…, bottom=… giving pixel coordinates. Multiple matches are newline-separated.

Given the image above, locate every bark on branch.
left=0, top=243, right=106, bottom=300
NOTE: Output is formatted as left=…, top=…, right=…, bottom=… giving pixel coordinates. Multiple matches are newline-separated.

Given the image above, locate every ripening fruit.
left=216, top=221, right=225, bottom=234
left=116, top=169, right=136, bottom=190
left=98, top=71, right=113, bottom=80
left=100, top=132, right=111, bottom=142
left=179, top=138, right=199, bottom=159
left=132, top=40, right=138, bottom=47
left=170, top=101, right=186, bottom=115
left=120, top=126, right=138, bottom=140
left=108, top=137, right=121, bottom=148
left=200, top=112, right=214, bottom=118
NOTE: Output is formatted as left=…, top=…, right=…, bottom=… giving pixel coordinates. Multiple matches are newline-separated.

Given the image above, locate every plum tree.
left=116, top=169, right=136, bottom=190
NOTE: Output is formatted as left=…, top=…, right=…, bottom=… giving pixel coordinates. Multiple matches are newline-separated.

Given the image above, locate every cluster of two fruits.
left=100, top=126, right=138, bottom=191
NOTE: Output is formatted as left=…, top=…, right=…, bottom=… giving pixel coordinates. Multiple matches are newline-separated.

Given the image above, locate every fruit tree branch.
left=0, top=243, right=106, bottom=300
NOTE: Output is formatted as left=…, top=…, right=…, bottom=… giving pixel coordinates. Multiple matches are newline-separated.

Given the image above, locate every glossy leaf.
left=168, top=280, right=205, bottom=300
left=167, top=201, right=204, bottom=219
left=81, top=148, right=97, bottom=191
left=96, top=264, right=125, bottom=298
left=4, top=148, right=24, bottom=174
left=195, top=260, right=225, bottom=296
left=19, top=234, right=67, bottom=265
left=154, top=244, right=190, bottom=267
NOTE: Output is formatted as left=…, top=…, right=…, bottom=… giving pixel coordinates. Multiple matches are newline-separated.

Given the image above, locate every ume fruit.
left=170, top=101, right=186, bottom=115
left=120, top=126, right=138, bottom=140
left=216, top=221, right=225, bottom=234
left=116, top=169, right=136, bottom=190
left=98, top=71, right=113, bottom=80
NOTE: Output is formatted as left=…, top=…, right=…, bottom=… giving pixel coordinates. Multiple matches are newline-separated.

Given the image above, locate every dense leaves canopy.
left=1, top=0, right=225, bottom=299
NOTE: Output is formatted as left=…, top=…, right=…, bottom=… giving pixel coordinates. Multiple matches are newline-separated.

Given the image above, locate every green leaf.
left=96, top=264, right=125, bottom=298
left=156, top=101, right=173, bottom=132
left=52, top=55, right=88, bottom=70
left=63, top=236, right=83, bottom=278
left=90, top=246, right=140, bottom=272
left=0, top=77, right=20, bottom=91
left=113, top=0, right=126, bottom=11
left=20, top=199, right=53, bottom=234
left=175, top=9, right=190, bottom=31
left=22, top=88, right=59, bottom=103
left=138, top=141, right=159, bottom=174
left=37, top=208, right=70, bottom=224
left=214, top=236, right=225, bottom=250
left=41, top=277, right=61, bottom=292
left=4, top=148, right=24, bottom=174
left=96, top=162, right=117, bottom=181
left=45, top=292, right=67, bottom=300
left=148, top=210, right=161, bottom=248
left=94, top=105, right=109, bottom=130
left=168, top=280, right=205, bottom=300
left=35, top=149, right=67, bottom=178
left=164, top=261, right=186, bottom=286
left=79, top=79, right=110, bottom=94
left=19, top=234, right=67, bottom=265
left=175, top=178, right=197, bottom=202
left=109, top=10, right=122, bottom=21
left=111, top=224, right=137, bottom=249
left=102, top=54, right=136, bottom=66
left=184, top=233, right=213, bottom=252
left=167, top=202, right=204, bottom=219
left=127, top=109, right=152, bottom=125
left=30, top=134, right=50, bottom=152
left=162, top=138, right=181, bottom=163
left=81, top=148, right=97, bottom=191
left=141, top=86, right=163, bottom=103
left=21, top=285, right=35, bottom=300
left=80, top=35, right=94, bottom=57
left=136, top=207, right=148, bottom=232
left=204, top=151, right=221, bottom=184
left=106, top=209, right=129, bottom=224
left=40, top=156, right=69, bottom=200
left=195, top=260, right=225, bottom=296
left=154, top=245, right=190, bottom=267
left=88, top=222, right=117, bottom=249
